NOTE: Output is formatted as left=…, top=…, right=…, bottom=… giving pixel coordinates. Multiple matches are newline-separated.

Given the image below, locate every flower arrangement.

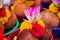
left=20, top=5, right=45, bottom=37
left=13, top=5, right=45, bottom=40
left=20, top=20, right=45, bottom=37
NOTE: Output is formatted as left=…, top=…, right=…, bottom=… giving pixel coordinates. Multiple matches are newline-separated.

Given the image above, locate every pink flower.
left=24, top=5, right=41, bottom=22
left=30, top=23, right=45, bottom=37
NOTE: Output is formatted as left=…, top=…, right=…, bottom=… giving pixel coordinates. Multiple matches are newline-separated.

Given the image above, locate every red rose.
left=0, top=8, right=6, bottom=17
left=30, top=23, right=45, bottom=37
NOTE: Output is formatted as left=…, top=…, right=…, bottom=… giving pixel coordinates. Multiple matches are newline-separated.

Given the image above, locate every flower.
left=37, top=20, right=45, bottom=28
left=0, top=8, right=6, bottom=17
left=0, top=29, right=4, bottom=37
left=0, top=29, right=4, bottom=34
left=0, top=29, right=7, bottom=40
left=57, top=11, right=60, bottom=18
left=49, top=3, right=59, bottom=13
left=24, top=5, right=40, bottom=22
left=30, top=23, right=45, bottom=37
left=14, top=36, right=17, bottom=40
left=2, top=37, right=7, bottom=40
left=6, top=9, right=11, bottom=18
left=53, top=0, right=60, bottom=7
left=20, top=21, right=33, bottom=32
left=53, top=0, right=60, bottom=4
left=0, top=8, right=11, bottom=24
left=11, top=5, right=14, bottom=12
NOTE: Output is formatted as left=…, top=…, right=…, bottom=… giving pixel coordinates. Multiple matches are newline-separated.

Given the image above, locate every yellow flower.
left=49, top=3, right=59, bottom=13
left=37, top=20, right=45, bottom=28
left=0, top=17, right=8, bottom=24
left=57, top=12, right=60, bottom=18
left=20, top=21, right=32, bottom=32
left=14, top=36, right=17, bottom=40
left=0, top=9, right=11, bottom=24
left=6, top=9, right=11, bottom=18
left=11, top=6, right=14, bottom=12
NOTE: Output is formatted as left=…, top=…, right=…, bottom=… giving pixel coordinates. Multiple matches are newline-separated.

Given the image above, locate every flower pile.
left=19, top=3, right=45, bottom=37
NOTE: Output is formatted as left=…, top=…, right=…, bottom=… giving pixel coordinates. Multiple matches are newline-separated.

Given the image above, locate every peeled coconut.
left=17, top=30, right=38, bottom=40
left=41, top=11, right=59, bottom=28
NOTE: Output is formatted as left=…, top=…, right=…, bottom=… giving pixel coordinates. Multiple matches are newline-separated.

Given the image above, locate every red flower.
left=0, top=29, right=4, bottom=33
left=0, top=8, right=6, bottom=17
left=30, top=23, right=45, bottom=37
left=0, top=29, right=7, bottom=40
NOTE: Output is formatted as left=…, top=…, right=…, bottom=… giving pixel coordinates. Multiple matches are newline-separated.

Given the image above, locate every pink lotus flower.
left=53, top=0, right=60, bottom=7
left=24, top=5, right=41, bottom=22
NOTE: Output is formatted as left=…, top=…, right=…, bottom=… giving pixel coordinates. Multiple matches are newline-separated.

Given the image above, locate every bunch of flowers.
left=20, top=6, right=45, bottom=37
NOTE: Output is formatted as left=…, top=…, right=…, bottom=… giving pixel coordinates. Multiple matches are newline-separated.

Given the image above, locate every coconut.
left=17, top=30, right=38, bottom=40
left=41, top=11, right=59, bottom=28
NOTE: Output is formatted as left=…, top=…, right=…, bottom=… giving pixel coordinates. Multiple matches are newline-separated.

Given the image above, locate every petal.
left=24, top=9, right=31, bottom=21
left=36, top=6, right=41, bottom=21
